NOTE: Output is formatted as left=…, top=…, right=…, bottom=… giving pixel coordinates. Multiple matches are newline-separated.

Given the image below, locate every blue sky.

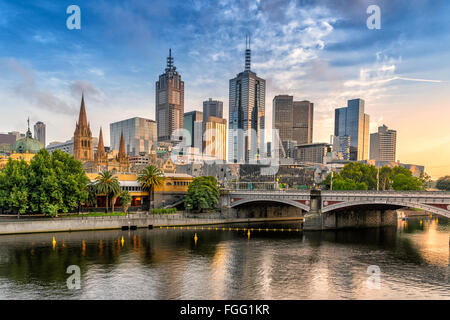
left=0, top=0, right=449, bottom=177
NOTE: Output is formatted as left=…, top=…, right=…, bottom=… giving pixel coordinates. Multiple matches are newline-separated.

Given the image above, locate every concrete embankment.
left=0, top=213, right=303, bottom=235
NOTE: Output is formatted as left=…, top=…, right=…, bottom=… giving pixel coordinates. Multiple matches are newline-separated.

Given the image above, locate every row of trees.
left=0, top=148, right=168, bottom=216
left=322, top=162, right=429, bottom=191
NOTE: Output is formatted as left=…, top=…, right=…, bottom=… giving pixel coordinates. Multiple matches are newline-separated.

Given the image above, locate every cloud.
left=1, top=58, right=77, bottom=115
left=70, top=80, right=104, bottom=102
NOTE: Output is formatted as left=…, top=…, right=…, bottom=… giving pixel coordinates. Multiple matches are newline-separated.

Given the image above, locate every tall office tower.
left=204, top=116, right=227, bottom=161
left=203, top=98, right=223, bottom=120
left=183, top=111, right=203, bottom=151
left=34, top=121, right=46, bottom=147
left=155, top=49, right=184, bottom=142
left=110, top=117, right=157, bottom=156
left=370, top=124, right=397, bottom=161
left=334, top=98, right=370, bottom=161
left=73, top=94, right=93, bottom=161
left=228, top=36, right=265, bottom=163
left=273, top=95, right=314, bottom=158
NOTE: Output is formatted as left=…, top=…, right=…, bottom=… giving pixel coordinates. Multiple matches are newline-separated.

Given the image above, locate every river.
left=0, top=216, right=448, bottom=299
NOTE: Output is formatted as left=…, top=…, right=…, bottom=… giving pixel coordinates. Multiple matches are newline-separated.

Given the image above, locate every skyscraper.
left=228, top=36, right=265, bottom=163
left=73, top=94, right=93, bottom=162
left=183, top=111, right=203, bottom=151
left=203, top=98, right=223, bottom=120
left=155, top=49, right=184, bottom=142
left=110, top=117, right=157, bottom=156
left=334, top=98, right=370, bottom=161
left=370, top=125, right=397, bottom=161
left=273, top=95, right=313, bottom=157
left=34, top=121, right=46, bottom=147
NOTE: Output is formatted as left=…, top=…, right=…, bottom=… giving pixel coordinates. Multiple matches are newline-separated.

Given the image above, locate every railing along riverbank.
left=0, top=212, right=303, bottom=235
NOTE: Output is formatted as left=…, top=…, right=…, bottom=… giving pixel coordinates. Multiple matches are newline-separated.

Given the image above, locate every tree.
left=28, top=150, right=89, bottom=216
left=436, top=176, right=450, bottom=191
left=94, top=170, right=121, bottom=213
left=138, top=165, right=164, bottom=212
left=419, top=172, right=432, bottom=190
left=185, top=176, right=219, bottom=212
left=0, top=159, right=31, bottom=217
left=119, top=190, right=132, bottom=213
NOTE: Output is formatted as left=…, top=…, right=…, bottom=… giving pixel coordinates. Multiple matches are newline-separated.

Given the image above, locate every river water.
left=0, top=217, right=448, bottom=300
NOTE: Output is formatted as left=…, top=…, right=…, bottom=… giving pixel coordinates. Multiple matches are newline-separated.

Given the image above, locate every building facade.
left=273, top=95, right=314, bottom=158
left=228, top=39, right=265, bottom=163
left=156, top=49, right=184, bottom=142
left=295, top=143, right=332, bottom=164
left=110, top=117, right=157, bottom=156
left=46, top=140, right=74, bottom=155
left=334, top=98, right=370, bottom=161
left=203, top=98, right=223, bottom=120
left=183, top=111, right=203, bottom=151
left=34, top=121, right=46, bottom=147
left=73, top=95, right=93, bottom=162
left=204, top=116, right=227, bottom=161
left=370, top=124, right=397, bottom=162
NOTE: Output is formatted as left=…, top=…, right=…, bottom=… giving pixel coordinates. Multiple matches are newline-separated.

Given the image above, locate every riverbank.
left=0, top=213, right=303, bottom=235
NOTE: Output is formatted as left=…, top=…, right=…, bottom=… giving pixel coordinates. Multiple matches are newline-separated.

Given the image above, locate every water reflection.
left=0, top=217, right=448, bottom=299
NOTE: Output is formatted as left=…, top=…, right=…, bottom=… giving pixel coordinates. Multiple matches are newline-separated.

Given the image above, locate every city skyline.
left=0, top=1, right=449, bottom=178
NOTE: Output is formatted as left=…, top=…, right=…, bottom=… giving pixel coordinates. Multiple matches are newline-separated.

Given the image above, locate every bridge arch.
left=231, top=198, right=310, bottom=212
left=322, top=200, right=450, bottom=218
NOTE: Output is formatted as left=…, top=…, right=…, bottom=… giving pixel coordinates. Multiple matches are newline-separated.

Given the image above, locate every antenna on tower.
left=245, top=35, right=251, bottom=71
left=166, top=48, right=176, bottom=72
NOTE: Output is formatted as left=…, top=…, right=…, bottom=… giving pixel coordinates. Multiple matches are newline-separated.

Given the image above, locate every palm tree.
left=94, top=170, right=121, bottom=213
left=138, top=165, right=164, bottom=212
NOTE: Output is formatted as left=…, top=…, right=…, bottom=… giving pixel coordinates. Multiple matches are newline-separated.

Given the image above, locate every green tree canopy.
left=185, top=176, right=219, bottom=212
left=0, top=149, right=89, bottom=216
left=322, top=163, right=423, bottom=191
left=436, top=176, right=450, bottom=191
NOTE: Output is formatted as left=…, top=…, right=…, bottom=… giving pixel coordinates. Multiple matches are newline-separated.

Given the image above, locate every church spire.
left=96, top=127, right=106, bottom=163
left=78, top=93, right=88, bottom=128
left=119, top=132, right=126, bottom=157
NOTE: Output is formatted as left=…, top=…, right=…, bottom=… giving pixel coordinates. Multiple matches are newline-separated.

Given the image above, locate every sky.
left=0, top=0, right=449, bottom=178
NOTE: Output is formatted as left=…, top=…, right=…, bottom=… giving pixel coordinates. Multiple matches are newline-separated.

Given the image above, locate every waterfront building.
left=183, top=111, right=203, bottom=151
left=85, top=172, right=193, bottom=209
left=156, top=49, right=184, bottom=142
left=34, top=121, right=46, bottom=147
left=110, top=117, right=157, bottom=156
left=228, top=37, right=265, bottom=163
left=370, top=124, right=397, bottom=162
left=295, top=143, right=332, bottom=164
left=73, top=94, right=93, bottom=162
left=204, top=116, right=227, bottom=161
left=334, top=99, right=370, bottom=161
left=203, top=98, right=223, bottom=120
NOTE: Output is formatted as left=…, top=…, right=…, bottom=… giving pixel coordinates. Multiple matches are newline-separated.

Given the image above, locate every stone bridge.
left=220, top=189, right=450, bottom=230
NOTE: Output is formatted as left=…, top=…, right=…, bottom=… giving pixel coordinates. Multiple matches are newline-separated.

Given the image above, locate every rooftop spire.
left=96, top=127, right=107, bottom=162
left=245, top=35, right=251, bottom=71
left=26, top=117, right=32, bottom=138
left=78, top=93, right=88, bottom=128
left=166, top=48, right=176, bottom=72
left=118, top=131, right=126, bottom=157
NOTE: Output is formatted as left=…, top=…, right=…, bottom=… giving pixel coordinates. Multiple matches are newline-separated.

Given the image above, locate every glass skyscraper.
left=334, top=98, right=370, bottom=161
left=228, top=37, right=265, bottom=163
left=33, top=121, right=46, bottom=147
left=110, top=117, right=157, bottom=156
left=203, top=98, right=223, bottom=120
left=183, top=111, right=203, bottom=151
